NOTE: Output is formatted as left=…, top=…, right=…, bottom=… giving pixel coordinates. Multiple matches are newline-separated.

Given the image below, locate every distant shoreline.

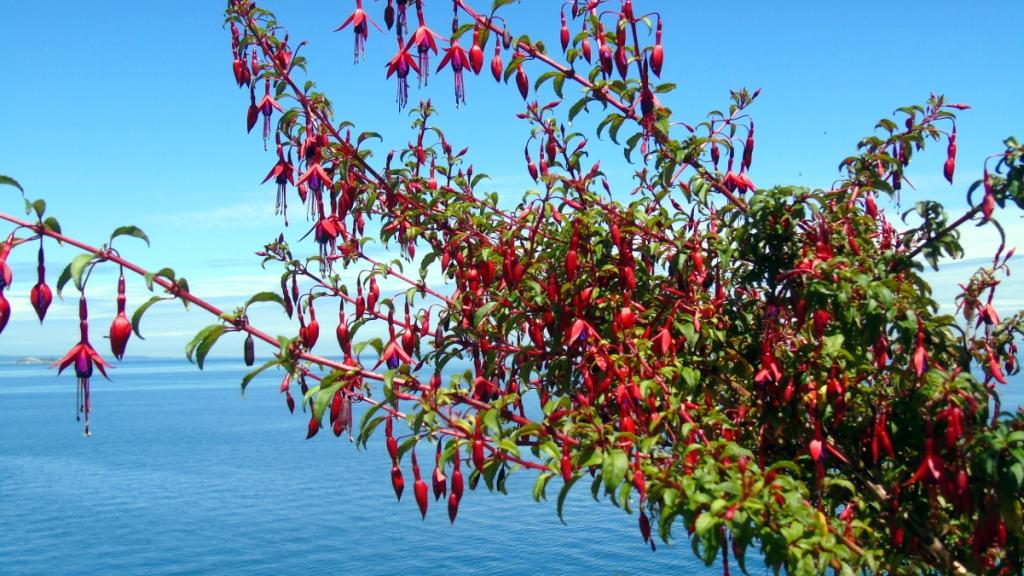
left=13, top=356, right=58, bottom=366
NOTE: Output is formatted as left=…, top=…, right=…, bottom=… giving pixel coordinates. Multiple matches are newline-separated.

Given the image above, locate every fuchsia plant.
left=3, top=0, right=1024, bottom=573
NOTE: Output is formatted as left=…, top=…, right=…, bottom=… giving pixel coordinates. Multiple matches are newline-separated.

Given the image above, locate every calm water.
left=0, top=358, right=720, bottom=576
left=1, top=359, right=1020, bottom=576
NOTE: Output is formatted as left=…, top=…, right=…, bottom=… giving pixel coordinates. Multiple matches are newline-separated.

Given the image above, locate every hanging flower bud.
left=525, top=148, right=538, bottom=181
left=384, top=0, right=395, bottom=30
left=559, top=11, right=570, bottom=52
left=515, top=63, right=529, bottom=100
left=432, top=443, right=447, bottom=500
left=0, top=290, right=9, bottom=335
left=300, top=299, right=320, bottom=349
left=391, top=463, right=405, bottom=500
left=367, top=276, right=380, bottom=312
left=109, top=273, right=131, bottom=361
left=981, top=167, right=995, bottom=221
left=31, top=244, right=52, bottom=322
left=243, top=333, right=255, bottom=366
left=943, top=128, right=957, bottom=184
left=412, top=450, right=428, bottom=518
left=490, top=41, right=503, bottom=82
left=649, top=19, right=663, bottom=77
left=742, top=121, right=755, bottom=172
left=468, top=29, right=483, bottom=75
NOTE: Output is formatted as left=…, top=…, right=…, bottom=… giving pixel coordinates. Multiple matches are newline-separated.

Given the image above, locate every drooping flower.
left=436, top=40, right=468, bottom=106
left=386, top=39, right=421, bottom=110
left=257, top=78, right=284, bottom=147
left=52, top=297, right=112, bottom=436
left=406, top=5, right=438, bottom=87
left=262, top=141, right=296, bottom=223
left=335, top=0, right=382, bottom=63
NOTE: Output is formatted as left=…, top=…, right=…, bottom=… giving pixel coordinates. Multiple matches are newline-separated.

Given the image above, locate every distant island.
left=14, top=357, right=58, bottom=366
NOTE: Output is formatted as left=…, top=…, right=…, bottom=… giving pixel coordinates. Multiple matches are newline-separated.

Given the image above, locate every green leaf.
left=110, top=225, right=151, bottom=247
left=244, top=291, right=286, bottom=311
left=473, top=301, right=500, bottom=329
left=602, top=448, right=628, bottom=494
left=176, top=278, right=191, bottom=309
left=533, top=472, right=554, bottom=502
left=28, top=199, right=45, bottom=218
left=42, top=216, right=62, bottom=237
left=491, top=0, right=516, bottom=11
left=195, top=326, right=227, bottom=370
left=58, top=253, right=94, bottom=295
left=695, top=512, right=717, bottom=537
left=0, top=175, right=24, bottom=194
left=556, top=474, right=581, bottom=524
left=186, top=324, right=226, bottom=368
left=241, top=359, right=280, bottom=393
left=130, top=295, right=169, bottom=338
left=144, top=267, right=176, bottom=291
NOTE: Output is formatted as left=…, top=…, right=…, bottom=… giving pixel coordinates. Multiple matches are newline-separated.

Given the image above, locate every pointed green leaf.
left=110, top=225, right=150, bottom=247
left=240, top=360, right=279, bottom=393
left=59, top=253, right=94, bottom=294
left=556, top=474, right=581, bottom=524
left=195, top=325, right=227, bottom=369
left=130, top=295, right=169, bottom=338
left=0, top=175, right=24, bottom=194
left=186, top=324, right=225, bottom=365
left=244, top=291, right=286, bottom=311
left=42, top=216, right=62, bottom=237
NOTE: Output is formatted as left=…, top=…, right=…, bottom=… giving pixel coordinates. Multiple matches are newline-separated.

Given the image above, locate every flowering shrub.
left=3, top=1, right=1024, bottom=573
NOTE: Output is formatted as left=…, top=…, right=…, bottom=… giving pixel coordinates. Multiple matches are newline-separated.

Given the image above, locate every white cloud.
left=165, top=200, right=280, bottom=229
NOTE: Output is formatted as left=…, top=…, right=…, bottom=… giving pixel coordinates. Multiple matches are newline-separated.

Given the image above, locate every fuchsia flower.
left=297, top=162, right=333, bottom=195
left=436, top=40, right=468, bottom=106
left=52, top=297, right=112, bottom=436
left=263, top=141, right=295, bottom=222
left=386, top=39, right=420, bottom=110
left=406, top=4, right=438, bottom=87
left=257, top=78, right=284, bottom=147
left=336, top=0, right=382, bottom=63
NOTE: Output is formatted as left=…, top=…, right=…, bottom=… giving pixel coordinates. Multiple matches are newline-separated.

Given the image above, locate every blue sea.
left=1, top=358, right=1020, bottom=576
left=0, top=358, right=722, bottom=576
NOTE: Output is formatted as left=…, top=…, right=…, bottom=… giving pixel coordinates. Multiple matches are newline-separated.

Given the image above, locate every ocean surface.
left=0, top=358, right=1020, bottom=576
left=0, top=358, right=721, bottom=576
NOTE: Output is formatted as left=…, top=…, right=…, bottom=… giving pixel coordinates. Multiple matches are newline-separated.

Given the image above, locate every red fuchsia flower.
left=386, top=39, right=420, bottom=110
left=263, top=141, right=296, bottom=222
left=297, top=161, right=333, bottom=197
left=335, top=0, right=382, bottom=63
left=406, top=4, right=438, bottom=87
left=52, top=297, right=112, bottom=436
left=376, top=339, right=411, bottom=370
left=437, top=39, right=468, bottom=107
left=257, top=78, right=284, bottom=147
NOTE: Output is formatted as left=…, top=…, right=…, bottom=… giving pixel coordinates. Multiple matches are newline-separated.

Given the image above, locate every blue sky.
left=1, top=1, right=1022, bottom=359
